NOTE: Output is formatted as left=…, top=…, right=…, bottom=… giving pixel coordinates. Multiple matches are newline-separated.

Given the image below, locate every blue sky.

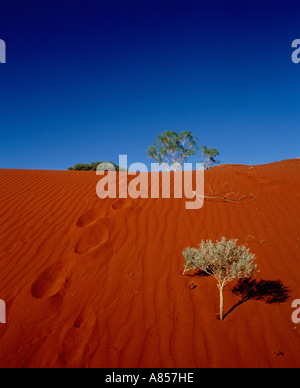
left=0, top=0, right=299, bottom=170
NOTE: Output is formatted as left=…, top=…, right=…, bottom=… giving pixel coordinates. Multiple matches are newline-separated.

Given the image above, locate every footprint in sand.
left=111, top=199, right=142, bottom=216
left=75, top=217, right=112, bottom=255
left=73, top=306, right=98, bottom=329
left=59, top=307, right=98, bottom=366
left=32, top=208, right=111, bottom=299
left=111, top=198, right=134, bottom=210
left=31, top=260, right=73, bottom=299
left=76, top=208, right=106, bottom=228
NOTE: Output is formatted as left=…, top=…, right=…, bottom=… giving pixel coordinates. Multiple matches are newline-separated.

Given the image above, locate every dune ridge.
left=0, top=159, right=299, bottom=368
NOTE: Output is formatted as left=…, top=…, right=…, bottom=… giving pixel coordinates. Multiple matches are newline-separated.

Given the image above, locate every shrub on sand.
left=182, top=237, right=257, bottom=320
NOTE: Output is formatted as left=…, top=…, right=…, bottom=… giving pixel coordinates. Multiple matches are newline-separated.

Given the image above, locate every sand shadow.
left=224, top=278, right=290, bottom=319
left=185, top=270, right=210, bottom=278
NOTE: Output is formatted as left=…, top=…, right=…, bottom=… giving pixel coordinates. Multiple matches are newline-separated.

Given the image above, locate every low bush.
left=68, top=161, right=122, bottom=171
left=183, top=237, right=257, bottom=320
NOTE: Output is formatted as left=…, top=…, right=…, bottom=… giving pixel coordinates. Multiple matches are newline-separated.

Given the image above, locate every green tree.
left=147, top=131, right=199, bottom=169
left=68, top=161, right=122, bottom=171
left=182, top=237, right=257, bottom=320
left=201, top=146, right=220, bottom=170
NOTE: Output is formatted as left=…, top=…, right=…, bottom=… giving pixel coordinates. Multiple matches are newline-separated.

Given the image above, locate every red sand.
left=0, top=159, right=299, bottom=368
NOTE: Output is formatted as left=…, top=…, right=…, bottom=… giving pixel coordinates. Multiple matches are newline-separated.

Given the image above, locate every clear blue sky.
left=0, top=0, right=299, bottom=170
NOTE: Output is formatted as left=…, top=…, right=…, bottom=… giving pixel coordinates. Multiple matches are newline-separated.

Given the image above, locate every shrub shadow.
left=224, top=278, right=290, bottom=320
left=185, top=270, right=210, bottom=278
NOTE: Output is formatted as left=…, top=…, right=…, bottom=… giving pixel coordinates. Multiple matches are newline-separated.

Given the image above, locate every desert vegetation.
left=68, top=161, right=122, bottom=171
left=147, top=130, right=220, bottom=169
left=183, top=237, right=257, bottom=320
left=69, top=130, right=220, bottom=172
left=200, top=145, right=220, bottom=170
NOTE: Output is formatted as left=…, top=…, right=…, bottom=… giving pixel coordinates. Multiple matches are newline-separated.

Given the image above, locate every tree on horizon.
left=68, top=161, right=122, bottom=171
left=147, top=130, right=220, bottom=170
left=147, top=130, right=199, bottom=169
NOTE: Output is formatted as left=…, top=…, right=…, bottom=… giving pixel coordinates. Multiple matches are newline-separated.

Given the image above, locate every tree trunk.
left=219, top=286, right=224, bottom=321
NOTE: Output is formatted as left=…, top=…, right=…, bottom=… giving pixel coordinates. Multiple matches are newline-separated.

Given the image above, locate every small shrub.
left=183, top=237, right=257, bottom=320
left=68, top=161, right=122, bottom=171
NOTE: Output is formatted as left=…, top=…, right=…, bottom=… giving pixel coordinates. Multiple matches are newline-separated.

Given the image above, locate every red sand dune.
left=0, top=159, right=300, bottom=368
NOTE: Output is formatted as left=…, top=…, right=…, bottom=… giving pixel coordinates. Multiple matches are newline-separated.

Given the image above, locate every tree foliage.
left=68, top=161, right=122, bottom=171
left=182, top=237, right=257, bottom=320
left=201, top=146, right=220, bottom=170
left=147, top=130, right=220, bottom=169
left=147, top=131, right=199, bottom=167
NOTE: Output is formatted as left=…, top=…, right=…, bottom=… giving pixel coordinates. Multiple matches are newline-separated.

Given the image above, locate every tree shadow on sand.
left=185, top=270, right=211, bottom=278
left=224, top=278, right=290, bottom=320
